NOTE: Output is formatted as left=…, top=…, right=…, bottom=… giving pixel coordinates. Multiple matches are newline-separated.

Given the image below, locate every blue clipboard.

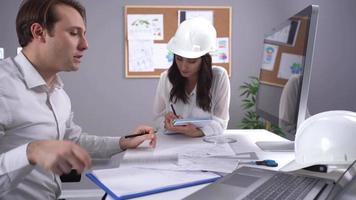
left=86, top=172, right=220, bottom=200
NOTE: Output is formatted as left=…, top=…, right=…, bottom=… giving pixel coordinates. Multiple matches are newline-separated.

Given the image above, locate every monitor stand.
left=255, top=141, right=294, bottom=152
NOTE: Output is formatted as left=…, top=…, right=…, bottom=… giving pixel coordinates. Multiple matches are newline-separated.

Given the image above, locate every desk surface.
left=60, top=129, right=355, bottom=200
left=61, top=129, right=294, bottom=199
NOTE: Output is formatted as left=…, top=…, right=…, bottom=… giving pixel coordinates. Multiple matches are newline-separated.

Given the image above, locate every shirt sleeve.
left=279, top=74, right=301, bottom=138
left=0, top=95, right=34, bottom=196
left=153, top=71, right=169, bottom=131
left=64, top=112, right=123, bottom=159
left=200, top=67, right=231, bottom=136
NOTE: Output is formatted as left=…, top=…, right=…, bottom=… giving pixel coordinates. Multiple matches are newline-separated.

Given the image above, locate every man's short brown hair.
left=16, top=0, right=86, bottom=47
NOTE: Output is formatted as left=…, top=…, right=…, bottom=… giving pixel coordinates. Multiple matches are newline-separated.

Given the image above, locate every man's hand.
left=27, top=140, right=92, bottom=175
left=119, top=125, right=156, bottom=150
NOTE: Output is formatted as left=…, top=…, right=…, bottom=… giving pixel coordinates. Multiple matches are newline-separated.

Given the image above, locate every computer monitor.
left=255, top=5, right=319, bottom=151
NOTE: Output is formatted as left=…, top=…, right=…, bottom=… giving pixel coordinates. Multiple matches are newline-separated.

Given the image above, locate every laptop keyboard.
left=242, top=173, right=319, bottom=200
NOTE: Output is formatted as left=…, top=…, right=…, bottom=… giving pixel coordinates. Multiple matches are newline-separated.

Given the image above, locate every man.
left=0, top=0, right=156, bottom=199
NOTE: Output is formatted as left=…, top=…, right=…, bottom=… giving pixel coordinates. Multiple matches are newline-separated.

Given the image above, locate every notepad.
left=86, top=167, right=220, bottom=200
left=172, top=118, right=212, bottom=128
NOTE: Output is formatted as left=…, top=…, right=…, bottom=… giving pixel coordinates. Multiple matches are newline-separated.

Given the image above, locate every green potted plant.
left=238, top=77, right=283, bottom=136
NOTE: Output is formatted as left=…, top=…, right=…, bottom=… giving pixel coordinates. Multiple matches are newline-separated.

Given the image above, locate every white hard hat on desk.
left=167, top=17, right=217, bottom=59
left=280, top=110, right=356, bottom=172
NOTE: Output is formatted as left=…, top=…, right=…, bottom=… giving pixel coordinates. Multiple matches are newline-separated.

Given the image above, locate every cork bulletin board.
left=259, top=16, right=309, bottom=87
left=124, top=5, right=232, bottom=78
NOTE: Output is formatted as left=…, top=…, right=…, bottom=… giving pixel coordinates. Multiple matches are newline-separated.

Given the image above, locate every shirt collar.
left=188, top=85, right=197, bottom=96
left=14, top=52, right=63, bottom=90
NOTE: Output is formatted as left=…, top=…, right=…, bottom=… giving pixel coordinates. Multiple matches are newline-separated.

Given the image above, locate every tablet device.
left=172, top=118, right=212, bottom=128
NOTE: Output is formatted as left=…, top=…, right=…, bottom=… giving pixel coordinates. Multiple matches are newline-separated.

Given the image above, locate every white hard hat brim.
left=171, top=49, right=209, bottom=59
left=279, top=159, right=312, bottom=172
left=167, top=38, right=210, bottom=59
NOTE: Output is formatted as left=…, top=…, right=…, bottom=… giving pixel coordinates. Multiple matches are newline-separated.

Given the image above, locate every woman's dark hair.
left=168, top=54, right=213, bottom=112
left=16, top=0, right=86, bottom=47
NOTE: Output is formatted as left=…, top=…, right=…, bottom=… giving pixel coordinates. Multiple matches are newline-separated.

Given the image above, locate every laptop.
left=184, top=160, right=356, bottom=200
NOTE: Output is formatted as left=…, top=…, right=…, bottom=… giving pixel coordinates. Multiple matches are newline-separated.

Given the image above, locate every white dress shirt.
left=278, top=74, right=301, bottom=139
left=0, top=52, right=122, bottom=199
left=153, top=66, right=230, bottom=136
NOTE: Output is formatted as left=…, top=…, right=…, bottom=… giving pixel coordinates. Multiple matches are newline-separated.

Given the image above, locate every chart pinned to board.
left=124, top=5, right=232, bottom=78
left=259, top=16, right=308, bottom=87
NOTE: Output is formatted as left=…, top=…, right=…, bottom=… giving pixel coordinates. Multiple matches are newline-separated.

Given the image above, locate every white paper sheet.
left=178, top=156, right=239, bottom=173
left=128, top=40, right=154, bottom=72
left=153, top=43, right=173, bottom=69
left=120, top=142, right=238, bottom=173
left=180, top=143, right=236, bottom=157
left=127, top=14, right=164, bottom=40
left=277, top=53, right=304, bottom=79
left=262, top=44, right=279, bottom=71
left=210, top=37, right=229, bottom=63
left=120, top=146, right=179, bottom=169
left=92, top=167, right=219, bottom=197
left=265, top=21, right=291, bottom=44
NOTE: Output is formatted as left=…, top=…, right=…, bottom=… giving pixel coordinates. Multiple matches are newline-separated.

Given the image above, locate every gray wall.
left=1, top=0, right=355, bottom=137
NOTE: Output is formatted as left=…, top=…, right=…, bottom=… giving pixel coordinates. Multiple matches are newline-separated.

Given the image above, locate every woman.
left=153, top=17, right=230, bottom=137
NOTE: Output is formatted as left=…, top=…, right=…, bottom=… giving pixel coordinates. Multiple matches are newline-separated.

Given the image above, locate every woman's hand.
left=164, top=113, right=204, bottom=137
left=164, top=112, right=179, bottom=127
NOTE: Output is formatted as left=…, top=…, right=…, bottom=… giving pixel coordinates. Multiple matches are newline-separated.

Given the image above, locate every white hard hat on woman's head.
left=167, top=17, right=217, bottom=59
left=280, top=110, right=356, bottom=172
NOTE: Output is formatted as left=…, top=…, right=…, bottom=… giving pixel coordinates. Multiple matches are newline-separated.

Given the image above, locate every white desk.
left=61, top=129, right=295, bottom=199
left=61, top=129, right=355, bottom=200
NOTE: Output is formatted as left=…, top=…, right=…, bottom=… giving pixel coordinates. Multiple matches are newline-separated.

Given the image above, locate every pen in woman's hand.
left=170, top=104, right=177, bottom=116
